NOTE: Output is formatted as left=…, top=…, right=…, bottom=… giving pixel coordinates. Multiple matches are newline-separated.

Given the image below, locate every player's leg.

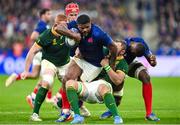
left=74, top=57, right=102, bottom=116
left=100, top=81, right=124, bottom=119
left=5, top=52, right=42, bottom=87
left=30, top=59, right=56, bottom=121
left=52, top=88, right=90, bottom=116
left=97, top=81, right=123, bottom=124
left=60, top=60, right=81, bottom=111
left=28, top=51, right=43, bottom=96
left=138, top=69, right=160, bottom=121
left=56, top=80, right=84, bottom=123
left=52, top=91, right=62, bottom=111
left=57, top=60, right=82, bottom=122
left=26, top=79, right=41, bottom=109
left=5, top=66, right=40, bottom=87
left=26, top=52, right=42, bottom=108
left=5, top=73, right=22, bottom=87
left=46, top=88, right=53, bottom=102
left=128, top=61, right=160, bottom=121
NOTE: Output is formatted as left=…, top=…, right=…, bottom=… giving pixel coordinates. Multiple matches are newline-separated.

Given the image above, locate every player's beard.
left=82, top=32, right=88, bottom=37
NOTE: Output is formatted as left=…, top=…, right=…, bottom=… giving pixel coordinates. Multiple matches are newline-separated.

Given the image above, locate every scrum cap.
left=65, top=3, right=79, bottom=15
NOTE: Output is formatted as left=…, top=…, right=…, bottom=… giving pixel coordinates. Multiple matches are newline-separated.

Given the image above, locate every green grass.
left=0, top=75, right=180, bottom=124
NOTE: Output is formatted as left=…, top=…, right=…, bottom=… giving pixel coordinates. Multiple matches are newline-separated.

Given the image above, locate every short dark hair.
left=134, top=43, right=145, bottom=57
left=77, top=14, right=90, bottom=24
left=39, top=8, right=50, bottom=17
left=115, top=39, right=127, bottom=50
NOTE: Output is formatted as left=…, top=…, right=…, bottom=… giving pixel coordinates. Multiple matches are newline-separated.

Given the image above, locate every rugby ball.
left=65, top=37, right=76, bottom=48
left=65, top=28, right=78, bottom=48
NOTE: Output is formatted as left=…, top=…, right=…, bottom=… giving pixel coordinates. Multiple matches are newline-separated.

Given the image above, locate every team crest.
left=52, top=39, right=57, bottom=45
left=88, top=37, right=93, bottom=43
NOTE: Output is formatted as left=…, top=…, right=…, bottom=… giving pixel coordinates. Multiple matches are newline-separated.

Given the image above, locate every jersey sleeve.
left=35, top=31, right=48, bottom=47
left=116, top=59, right=128, bottom=74
left=67, top=21, right=78, bottom=29
left=99, top=29, right=113, bottom=47
left=34, top=22, right=47, bottom=34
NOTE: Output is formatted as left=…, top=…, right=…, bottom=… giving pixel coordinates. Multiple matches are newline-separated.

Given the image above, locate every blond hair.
left=54, top=14, right=67, bottom=23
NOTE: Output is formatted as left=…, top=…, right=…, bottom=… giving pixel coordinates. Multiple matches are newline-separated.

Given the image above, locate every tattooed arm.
left=54, top=24, right=81, bottom=42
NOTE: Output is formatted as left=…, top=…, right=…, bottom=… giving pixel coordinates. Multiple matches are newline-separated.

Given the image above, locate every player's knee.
left=63, top=73, right=75, bottom=83
left=66, top=80, right=78, bottom=90
left=42, top=74, right=54, bottom=87
left=41, top=81, right=50, bottom=89
left=98, top=84, right=111, bottom=97
left=138, top=70, right=150, bottom=83
left=64, top=62, right=82, bottom=82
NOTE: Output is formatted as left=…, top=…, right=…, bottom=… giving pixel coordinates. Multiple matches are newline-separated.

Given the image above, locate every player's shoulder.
left=92, top=24, right=106, bottom=37
left=117, top=57, right=128, bottom=65
left=39, top=29, right=50, bottom=37
left=35, top=20, right=48, bottom=33
left=68, top=21, right=77, bottom=29
left=116, top=57, right=129, bottom=73
left=37, top=20, right=46, bottom=26
left=36, top=29, right=51, bottom=45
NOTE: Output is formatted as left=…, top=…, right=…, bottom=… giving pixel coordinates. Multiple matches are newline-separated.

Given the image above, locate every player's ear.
left=121, top=49, right=126, bottom=55
left=53, top=23, right=59, bottom=30
left=53, top=23, right=58, bottom=27
left=118, top=49, right=126, bottom=55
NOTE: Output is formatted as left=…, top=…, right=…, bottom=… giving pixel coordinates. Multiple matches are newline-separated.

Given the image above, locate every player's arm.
left=107, top=42, right=117, bottom=69
left=101, top=31, right=117, bottom=69
left=25, top=42, right=42, bottom=72
left=21, top=42, right=42, bottom=79
left=145, top=54, right=157, bottom=67
left=100, top=58, right=125, bottom=85
left=54, top=24, right=81, bottom=42
left=30, top=31, right=40, bottom=41
left=140, top=38, right=157, bottom=67
left=30, top=21, right=46, bottom=44
left=131, top=37, right=157, bottom=67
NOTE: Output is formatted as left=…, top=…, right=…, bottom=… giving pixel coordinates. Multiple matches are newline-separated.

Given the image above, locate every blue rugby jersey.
left=124, top=37, right=152, bottom=64
left=68, top=21, right=113, bottom=67
left=34, top=20, right=49, bottom=34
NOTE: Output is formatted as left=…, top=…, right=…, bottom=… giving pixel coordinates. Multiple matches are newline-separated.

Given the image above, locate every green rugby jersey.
left=97, top=56, right=128, bottom=85
left=35, top=29, right=70, bottom=66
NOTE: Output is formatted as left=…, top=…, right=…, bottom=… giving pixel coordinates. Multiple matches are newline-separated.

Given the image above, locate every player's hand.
left=54, top=23, right=68, bottom=33
left=149, top=55, right=157, bottom=67
left=100, top=58, right=109, bottom=67
left=21, top=71, right=29, bottom=80
left=56, top=22, right=68, bottom=29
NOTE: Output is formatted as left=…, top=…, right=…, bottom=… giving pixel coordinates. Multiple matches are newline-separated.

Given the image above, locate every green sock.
left=33, top=87, right=48, bottom=114
left=104, top=93, right=119, bottom=117
left=57, top=99, right=62, bottom=108
left=66, top=87, right=80, bottom=114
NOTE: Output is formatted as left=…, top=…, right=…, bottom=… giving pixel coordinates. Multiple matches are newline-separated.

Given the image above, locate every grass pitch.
left=0, top=75, right=180, bottom=124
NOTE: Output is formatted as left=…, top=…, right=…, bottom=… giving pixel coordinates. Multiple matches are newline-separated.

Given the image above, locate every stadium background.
left=0, top=0, right=180, bottom=124
left=0, top=0, right=180, bottom=75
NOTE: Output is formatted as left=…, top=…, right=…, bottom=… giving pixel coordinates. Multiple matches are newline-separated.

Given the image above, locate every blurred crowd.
left=0, top=0, right=179, bottom=55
